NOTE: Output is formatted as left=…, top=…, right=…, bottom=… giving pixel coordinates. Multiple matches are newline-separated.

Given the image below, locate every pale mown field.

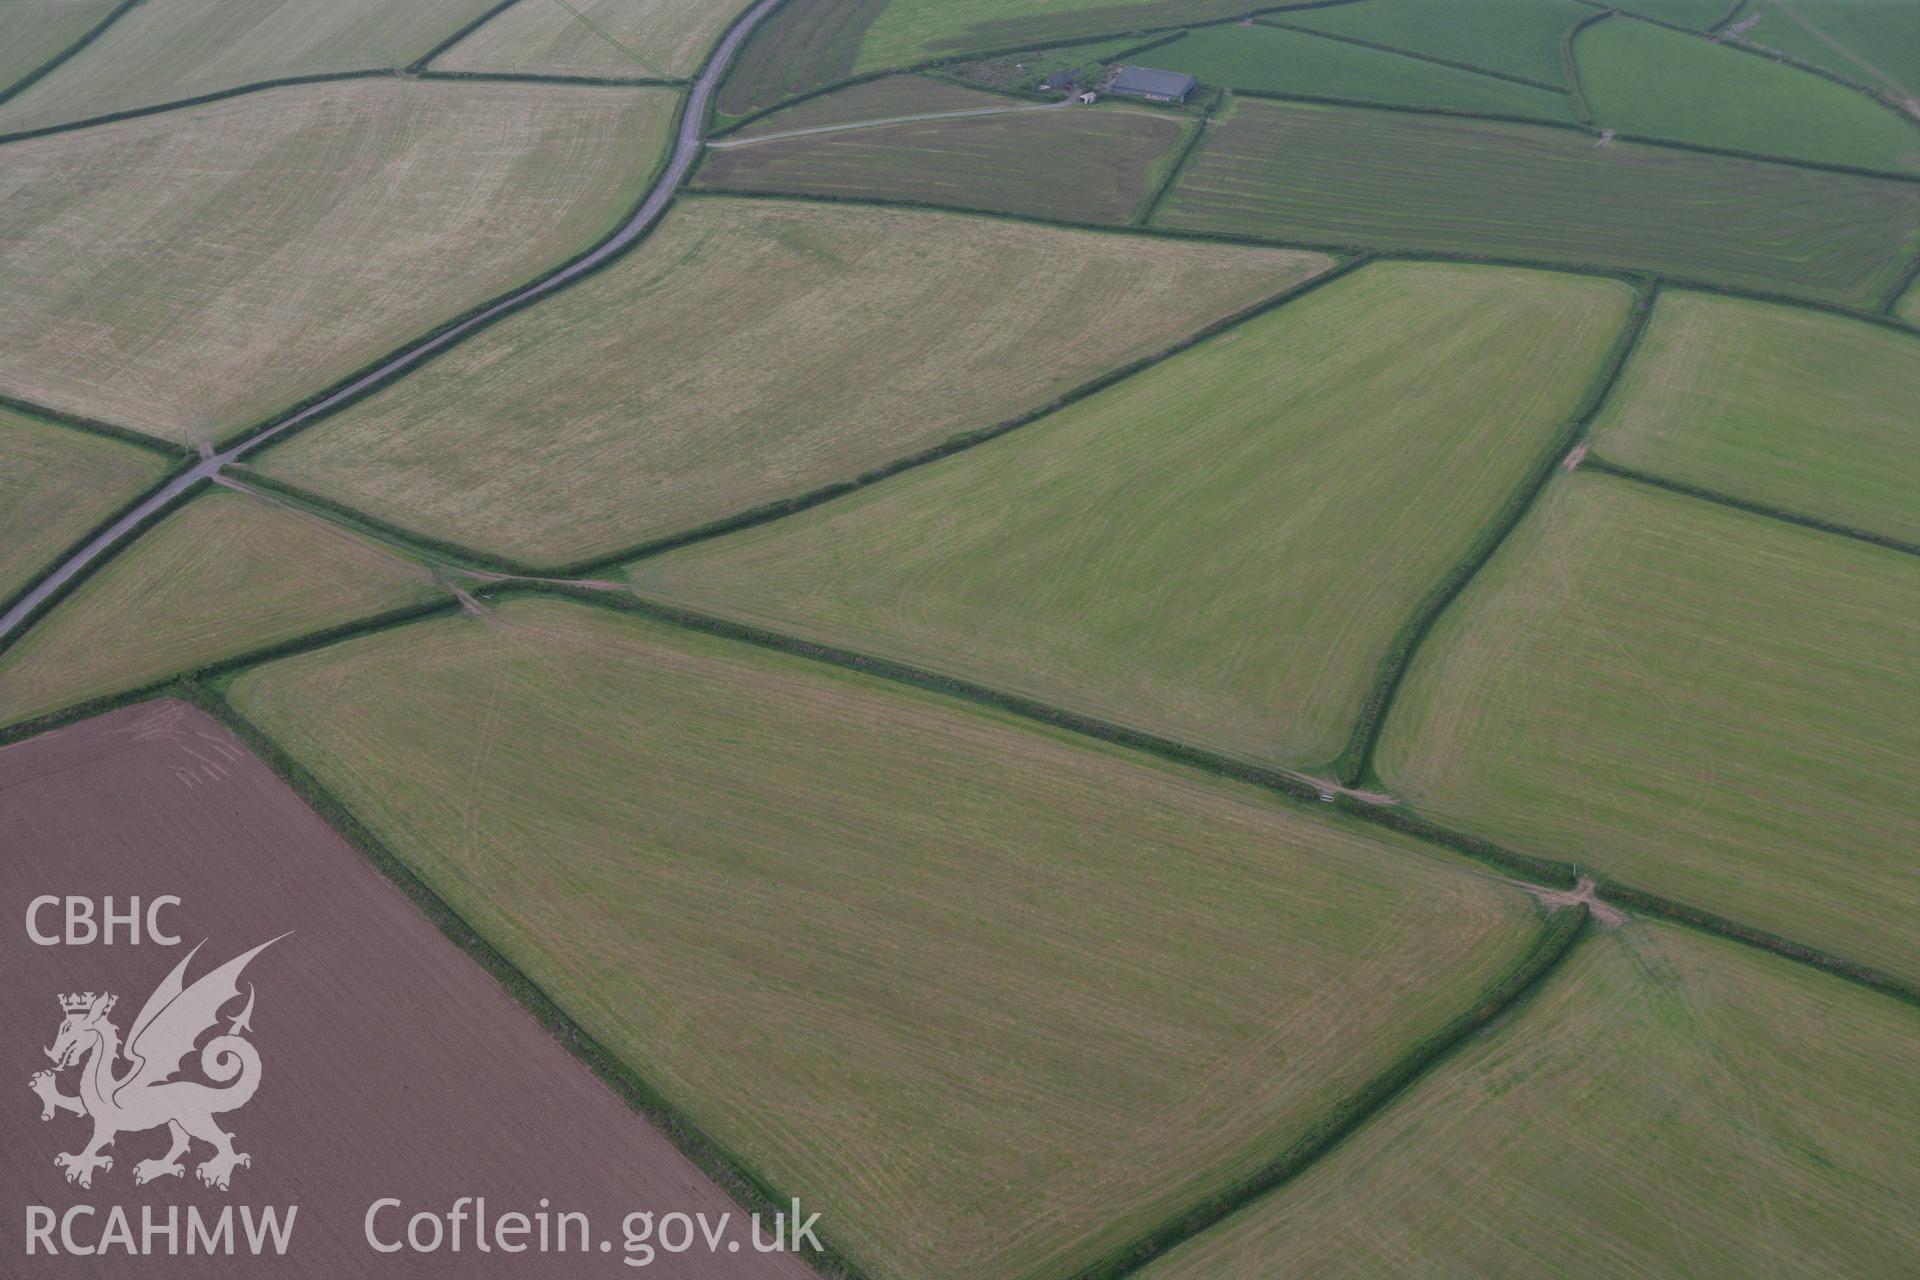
left=1589, top=291, right=1920, bottom=544
left=258, top=197, right=1330, bottom=564
left=0, top=0, right=119, bottom=94
left=0, top=79, right=675, bottom=443
left=436, top=0, right=745, bottom=79
left=1376, top=472, right=1920, bottom=981
left=633, top=262, right=1630, bottom=770
left=0, top=408, right=168, bottom=607
left=1140, top=920, right=1920, bottom=1279
left=225, top=594, right=1547, bottom=1280
left=0, top=0, right=500, bottom=132
left=0, top=488, right=438, bottom=727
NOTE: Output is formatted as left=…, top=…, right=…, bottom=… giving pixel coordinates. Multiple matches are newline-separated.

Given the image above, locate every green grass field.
left=434, top=0, right=742, bottom=79
left=631, top=262, right=1630, bottom=770
left=713, top=0, right=889, bottom=122
left=1154, top=24, right=1577, bottom=121
left=0, top=0, right=501, bottom=132
left=1575, top=15, right=1920, bottom=173
left=0, top=0, right=119, bottom=95
left=1139, top=919, right=1920, bottom=1278
left=730, top=74, right=1023, bottom=138
left=857, top=0, right=1252, bottom=68
left=257, top=197, right=1328, bottom=565
left=1285, top=0, right=1588, bottom=85
left=950, top=33, right=1156, bottom=93
left=1736, top=0, right=1920, bottom=108
left=1152, top=97, right=1920, bottom=308
left=1613, top=0, right=1732, bottom=26
left=0, top=410, right=169, bottom=608
left=0, top=488, right=440, bottom=728
left=223, top=592, right=1549, bottom=1280
left=0, top=79, right=673, bottom=443
left=697, top=98, right=1193, bottom=223
left=1375, top=471, right=1920, bottom=982
left=1589, top=291, right=1920, bottom=544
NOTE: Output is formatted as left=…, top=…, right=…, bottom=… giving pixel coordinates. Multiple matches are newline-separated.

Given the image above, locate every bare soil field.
left=0, top=0, right=501, bottom=133
left=256, top=197, right=1329, bottom=565
left=0, top=699, right=813, bottom=1277
left=0, top=78, right=675, bottom=443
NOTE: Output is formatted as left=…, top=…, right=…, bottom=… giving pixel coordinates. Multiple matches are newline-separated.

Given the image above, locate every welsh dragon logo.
left=29, top=937, right=284, bottom=1191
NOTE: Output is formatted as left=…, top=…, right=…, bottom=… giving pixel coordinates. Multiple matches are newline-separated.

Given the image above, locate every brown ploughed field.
left=0, top=699, right=810, bottom=1278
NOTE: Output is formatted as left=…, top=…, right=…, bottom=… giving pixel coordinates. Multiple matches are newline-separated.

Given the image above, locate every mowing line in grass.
left=1335, top=280, right=1656, bottom=788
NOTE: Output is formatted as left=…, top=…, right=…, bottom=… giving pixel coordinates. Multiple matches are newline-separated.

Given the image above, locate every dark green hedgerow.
left=1710, top=0, right=1750, bottom=32
left=1333, top=278, right=1657, bottom=788
left=1582, top=457, right=1920, bottom=558
left=172, top=680, right=863, bottom=1279
left=553, top=254, right=1370, bottom=577
left=0, top=70, right=396, bottom=146
left=491, top=577, right=1328, bottom=806
left=1068, top=905, right=1592, bottom=1280
left=1589, top=879, right=1920, bottom=1007
left=227, top=468, right=540, bottom=576
left=1136, top=90, right=1212, bottom=225
left=0, top=394, right=186, bottom=457
left=0, top=0, right=144, bottom=106
left=1560, top=9, right=1612, bottom=122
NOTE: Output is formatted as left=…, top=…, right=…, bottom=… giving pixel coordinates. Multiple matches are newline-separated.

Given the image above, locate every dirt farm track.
left=0, top=700, right=812, bottom=1278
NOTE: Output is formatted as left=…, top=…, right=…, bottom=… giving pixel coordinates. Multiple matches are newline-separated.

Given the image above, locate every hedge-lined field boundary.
left=1333, top=279, right=1656, bottom=786
left=0, top=393, right=186, bottom=457
left=522, top=580, right=1920, bottom=1007
left=0, top=69, right=395, bottom=146
left=1253, top=17, right=1574, bottom=94
left=1582, top=456, right=1920, bottom=558
left=1880, top=251, right=1920, bottom=315
left=1077, top=907, right=1591, bottom=1280
left=0, top=0, right=144, bottom=107
left=1560, top=10, right=1609, bottom=121
left=553, top=254, right=1369, bottom=577
left=0, top=473, right=208, bottom=663
left=408, top=0, right=528, bottom=74
left=227, top=467, right=542, bottom=576
left=172, top=680, right=866, bottom=1280
left=418, top=69, right=683, bottom=88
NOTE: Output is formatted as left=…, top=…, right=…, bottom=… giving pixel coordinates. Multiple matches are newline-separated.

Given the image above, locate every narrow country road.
left=708, top=97, right=1073, bottom=149
left=0, top=0, right=784, bottom=644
